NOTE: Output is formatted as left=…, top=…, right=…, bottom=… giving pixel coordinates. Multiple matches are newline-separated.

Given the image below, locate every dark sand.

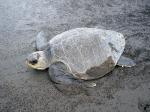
left=0, top=0, right=150, bottom=112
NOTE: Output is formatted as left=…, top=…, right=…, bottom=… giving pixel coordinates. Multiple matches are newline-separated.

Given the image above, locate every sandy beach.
left=0, top=0, right=150, bottom=112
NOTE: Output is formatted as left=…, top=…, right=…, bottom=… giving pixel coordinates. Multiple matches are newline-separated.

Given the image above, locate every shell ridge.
left=96, top=33, right=105, bottom=63
left=92, top=34, right=103, bottom=65
left=91, top=38, right=98, bottom=66
left=75, top=40, right=86, bottom=71
left=60, top=39, right=70, bottom=66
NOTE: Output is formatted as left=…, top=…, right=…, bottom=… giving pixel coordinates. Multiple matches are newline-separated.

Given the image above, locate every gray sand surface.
left=0, top=0, right=150, bottom=112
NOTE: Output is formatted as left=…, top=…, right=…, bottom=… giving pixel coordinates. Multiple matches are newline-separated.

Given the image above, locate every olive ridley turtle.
left=26, top=28, right=135, bottom=87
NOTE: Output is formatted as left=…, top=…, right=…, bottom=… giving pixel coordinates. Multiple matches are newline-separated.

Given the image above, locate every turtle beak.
left=25, top=59, right=28, bottom=65
left=25, top=58, right=31, bottom=69
left=25, top=58, right=31, bottom=67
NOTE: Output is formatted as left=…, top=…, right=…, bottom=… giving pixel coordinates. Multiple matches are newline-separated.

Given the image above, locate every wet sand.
left=0, top=0, right=150, bottom=112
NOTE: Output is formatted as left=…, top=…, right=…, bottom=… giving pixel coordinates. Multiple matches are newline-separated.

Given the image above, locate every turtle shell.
left=49, top=28, right=125, bottom=80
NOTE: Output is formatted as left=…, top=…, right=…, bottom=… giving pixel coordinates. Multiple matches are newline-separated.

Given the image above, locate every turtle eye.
left=29, top=59, right=38, bottom=65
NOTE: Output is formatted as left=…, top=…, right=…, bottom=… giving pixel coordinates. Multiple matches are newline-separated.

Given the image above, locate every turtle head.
left=26, top=51, right=50, bottom=70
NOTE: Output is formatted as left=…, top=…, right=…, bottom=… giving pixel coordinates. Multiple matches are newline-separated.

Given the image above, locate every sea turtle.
left=26, top=28, right=135, bottom=87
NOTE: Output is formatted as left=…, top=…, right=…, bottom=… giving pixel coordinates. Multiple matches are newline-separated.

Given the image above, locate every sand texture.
left=0, top=0, right=150, bottom=112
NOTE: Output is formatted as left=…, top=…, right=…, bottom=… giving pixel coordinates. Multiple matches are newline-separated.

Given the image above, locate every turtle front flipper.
left=48, top=62, right=96, bottom=95
left=35, top=31, right=48, bottom=51
left=117, top=56, right=136, bottom=67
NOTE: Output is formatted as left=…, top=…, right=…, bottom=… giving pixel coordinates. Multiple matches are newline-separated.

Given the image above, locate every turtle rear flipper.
left=35, top=31, right=48, bottom=51
left=48, top=62, right=96, bottom=95
left=117, top=56, right=136, bottom=67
